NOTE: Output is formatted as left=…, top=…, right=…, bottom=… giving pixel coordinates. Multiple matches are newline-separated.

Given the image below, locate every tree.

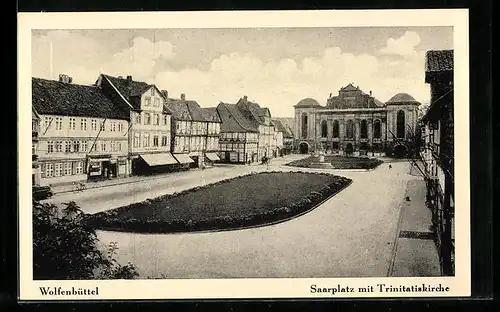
left=33, top=200, right=139, bottom=280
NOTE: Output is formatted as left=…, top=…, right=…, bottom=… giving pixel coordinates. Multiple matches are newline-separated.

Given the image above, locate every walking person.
left=388, top=164, right=392, bottom=170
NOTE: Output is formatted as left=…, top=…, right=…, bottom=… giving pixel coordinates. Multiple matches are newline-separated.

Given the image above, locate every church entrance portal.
left=299, top=142, right=309, bottom=154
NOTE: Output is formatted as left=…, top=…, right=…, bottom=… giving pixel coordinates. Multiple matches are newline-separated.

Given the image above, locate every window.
left=75, top=161, right=83, bottom=174
left=65, top=141, right=71, bottom=153
left=101, top=142, right=106, bottom=151
left=44, top=117, right=52, bottom=131
left=100, top=121, right=105, bottom=131
left=118, top=122, right=123, bottom=132
left=332, top=120, right=339, bottom=138
left=69, top=118, right=76, bottom=130
left=55, top=117, right=63, bottom=130
left=161, top=136, right=168, bottom=146
left=55, top=141, right=63, bottom=153
left=360, top=120, right=368, bottom=138
left=346, top=120, right=354, bottom=139
left=73, top=141, right=79, bottom=152
left=301, top=113, right=308, bottom=139
left=91, top=119, right=97, bottom=131
left=163, top=115, right=168, bottom=126
left=145, top=96, right=151, bottom=106
left=151, top=88, right=155, bottom=96
left=45, top=164, right=54, bottom=177
left=54, top=163, right=62, bottom=177
left=321, top=120, right=328, bottom=138
left=81, top=141, right=88, bottom=152
left=64, top=162, right=72, bottom=175
left=145, top=113, right=151, bottom=125
left=134, top=133, right=141, bottom=148
left=143, top=133, right=150, bottom=147
left=135, top=113, right=141, bottom=124
left=81, top=119, right=87, bottom=131
left=397, top=110, right=405, bottom=138
left=117, top=142, right=121, bottom=151
left=110, top=141, right=116, bottom=151
left=154, top=98, right=160, bottom=107
left=153, top=135, right=159, bottom=147
left=47, top=141, right=54, bottom=153
left=32, top=143, right=36, bottom=154
left=153, top=114, right=159, bottom=125
left=111, top=122, right=116, bottom=132
left=374, top=120, right=382, bottom=139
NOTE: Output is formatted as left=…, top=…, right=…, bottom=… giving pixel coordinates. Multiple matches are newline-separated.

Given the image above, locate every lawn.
left=286, top=155, right=383, bottom=170
left=88, top=171, right=352, bottom=233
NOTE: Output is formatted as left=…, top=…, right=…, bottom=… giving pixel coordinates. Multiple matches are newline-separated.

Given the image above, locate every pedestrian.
left=389, top=164, right=392, bottom=170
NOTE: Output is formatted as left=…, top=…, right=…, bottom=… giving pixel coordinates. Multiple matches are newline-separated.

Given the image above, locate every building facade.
left=32, top=108, right=41, bottom=185
left=164, top=93, right=221, bottom=169
left=294, top=83, right=420, bottom=157
left=420, top=50, right=454, bottom=275
left=216, top=102, right=259, bottom=164
left=97, top=74, right=175, bottom=175
left=33, top=75, right=130, bottom=186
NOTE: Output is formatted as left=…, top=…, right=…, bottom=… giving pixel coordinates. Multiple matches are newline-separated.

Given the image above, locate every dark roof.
left=32, top=77, right=129, bottom=120
left=425, top=50, right=454, bottom=72
left=271, top=119, right=293, bottom=138
left=386, top=93, right=420, bottom=105
left=236, top=98, right=272, bottom=126
left=294, top=97, right=322, bottom=108
left=217, top=103, right=259, bottom=132
left=201, top=107, right=222, bottom=123
left=164, top=98, right=208, bottom=122
left=102, top=74, right=157, bottom=109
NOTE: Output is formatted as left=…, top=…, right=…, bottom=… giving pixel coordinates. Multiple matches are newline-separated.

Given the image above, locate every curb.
left=95, top=176, right=354, bottom=236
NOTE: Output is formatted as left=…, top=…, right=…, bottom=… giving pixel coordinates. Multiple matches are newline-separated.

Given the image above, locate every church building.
left=294, top=83, right=420, bottom=157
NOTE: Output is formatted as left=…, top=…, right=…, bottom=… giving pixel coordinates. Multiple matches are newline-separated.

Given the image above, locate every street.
left=89, top=157, right=417, bottom=278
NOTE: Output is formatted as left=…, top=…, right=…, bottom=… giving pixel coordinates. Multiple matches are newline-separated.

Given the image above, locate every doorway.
left=299, top=142, right=309, bottom=154
left=345, top=143, right=354, bottom=155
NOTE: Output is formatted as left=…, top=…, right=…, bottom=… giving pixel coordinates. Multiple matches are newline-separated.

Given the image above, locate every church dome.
left=294, top=98, right=322, bottom=108
left=386, top=93, right=420, bottom=105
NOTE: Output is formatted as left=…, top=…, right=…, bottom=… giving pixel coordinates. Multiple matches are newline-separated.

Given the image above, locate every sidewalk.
left=389, top=178, right=441, bottom=277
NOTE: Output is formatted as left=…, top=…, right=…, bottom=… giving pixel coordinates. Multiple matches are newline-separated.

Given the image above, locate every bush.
left=33, top=200, right=139, bottom=280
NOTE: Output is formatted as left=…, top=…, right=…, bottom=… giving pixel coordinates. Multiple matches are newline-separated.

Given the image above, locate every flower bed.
left=286, top=155, right=383, bottom=170
left=86, top=171, right=352, bottom=234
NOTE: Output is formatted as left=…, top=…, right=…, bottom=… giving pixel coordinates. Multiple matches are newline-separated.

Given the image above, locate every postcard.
left=18, top=9, right=470, bottom=300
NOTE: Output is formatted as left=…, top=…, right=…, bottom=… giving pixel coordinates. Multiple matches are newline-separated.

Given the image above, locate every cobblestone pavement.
left=94, top=159, right=418, bottom=278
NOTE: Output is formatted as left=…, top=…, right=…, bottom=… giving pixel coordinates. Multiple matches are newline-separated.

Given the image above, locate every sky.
left=31, top=27, right=453, bottom=117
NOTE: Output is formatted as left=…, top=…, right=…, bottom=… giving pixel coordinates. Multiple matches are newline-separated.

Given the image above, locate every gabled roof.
left=425, top=50, right=453, bottom=72
left=101, top=74, right=164, bottom=110
left=340, top=83, right=359, bottom=92
left=201, top=107, right=222, bottom=123
left=32, top=77, right=129, bottom=120
left=271, top=119, right=293, bottom=138
left=236, top=98, right=272, bottom=126
left=217, top=102, right=259, bottom=132
left=164, top=98, right=208, bottom=122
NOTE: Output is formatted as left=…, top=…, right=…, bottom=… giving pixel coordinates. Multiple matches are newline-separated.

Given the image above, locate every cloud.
left=378, top=31, right=421, bottom=57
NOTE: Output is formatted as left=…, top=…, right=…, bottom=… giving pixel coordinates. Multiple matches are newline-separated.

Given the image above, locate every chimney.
left=180, top=93, right=186, bottom=100
left=329, top=92, right=332, bottom=98
left=369, top=90, right=372, bottom=96
left=161, top=90, right=169, bottom=99
left=127, top=75, right=133, bottom=82
left=243, top=95, right=248, bottom=102
left=58, top=74, right=72, bottom=84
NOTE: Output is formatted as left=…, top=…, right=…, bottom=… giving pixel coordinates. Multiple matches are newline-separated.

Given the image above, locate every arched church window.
left=346, top=120, right=354, bottom=139
left=373, top=119, right=381, bottom=138
left=397, top=110, right=405, bottom=138
left=301, top=113, right=308, bottom=139
left=360, top=120, right=368, bottom=138
left=332, top=120, right=339, bottom=138
left=321, top=120, right=328, bottom=138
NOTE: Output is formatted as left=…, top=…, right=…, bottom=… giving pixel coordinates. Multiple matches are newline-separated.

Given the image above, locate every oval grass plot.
left=286, top=155, right=384, bottom=170
left=87, top=172, right=352, bottom=234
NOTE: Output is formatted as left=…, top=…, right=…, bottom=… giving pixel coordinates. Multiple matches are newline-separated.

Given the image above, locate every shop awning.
left=140, top=153, right=179, bottom=166
left=173, top=153, right=195, bottom=164
left=205, top=153, right=220, bottom=161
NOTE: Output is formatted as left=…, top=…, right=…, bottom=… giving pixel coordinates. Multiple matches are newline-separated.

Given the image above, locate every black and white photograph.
left=18, top=10, right=470, bottom=300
